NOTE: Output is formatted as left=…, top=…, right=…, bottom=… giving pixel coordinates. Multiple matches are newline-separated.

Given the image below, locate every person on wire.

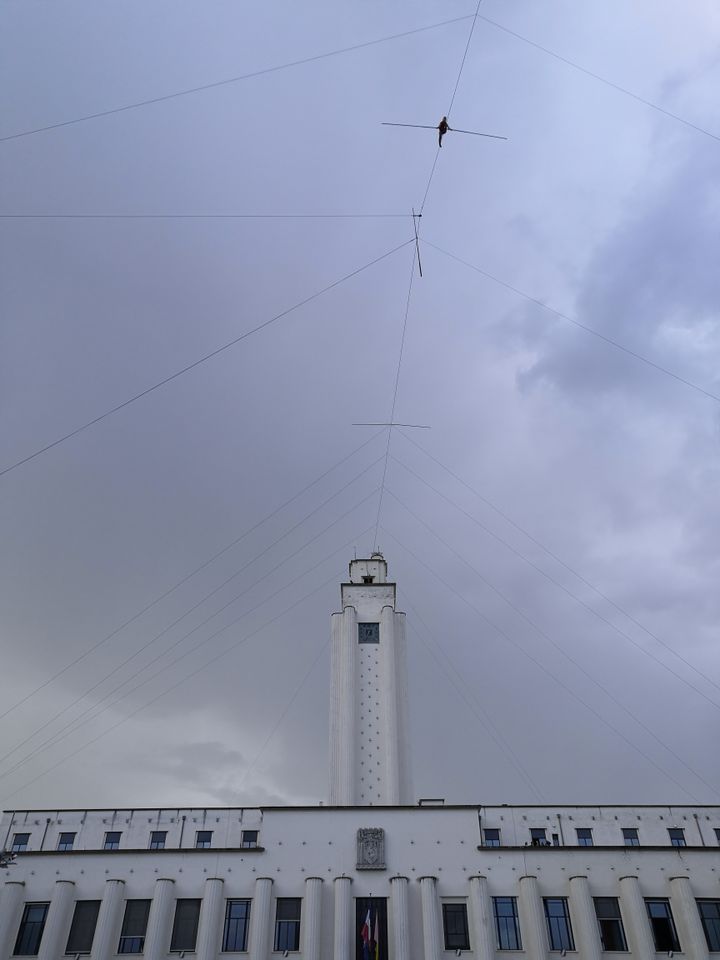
left=437, top=116, right=450, bottom=147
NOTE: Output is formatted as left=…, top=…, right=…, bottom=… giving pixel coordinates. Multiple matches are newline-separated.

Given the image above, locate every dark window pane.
left=530, top=828, right=548, bottom=846
left=442, top=903, right=470, bottom=950
left=646, top=900, right=681, bottom=952
left=698, top=900, right=720, bottom=952
left=11, top=834, right=30, bottom=853
left=13, top=903, right=48, bottom=956
left=103, top=831, right=121, bottom=850
left=715, top=828, right=720, bottom=846
left=57, top=832, right=75, bottom=852
left=622, top=828, right=639, bottom=846
left=65, top=901, right=101, bottom=955
left=195, top=830, right=212, bottom=848
left=118, top=900, right=151, bottom=955
left=274, top=898, right=301, bottom=951
left=358, top=622, right=380, bottom=644
left=223, top=900, right=251, bottom=952
left=149, top=831, right=166, bottom=850
left=594, top=898, right=628, bottom=951
left=668, top=828, right=686, bottom=847
left=576, top=828, right=593, bottom=847
left=544, top=898, right=575, bottom=951
left=494, top=897, right=522, bottom=951
left=241, top=830, right=258, bottom=848
left=170, top=899, right=201, bottom=952
left=483, top=828, right=500, bottom=847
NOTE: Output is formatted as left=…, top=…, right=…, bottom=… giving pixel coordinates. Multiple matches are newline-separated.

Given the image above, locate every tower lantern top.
left=348, top=553, right=388, bottom=585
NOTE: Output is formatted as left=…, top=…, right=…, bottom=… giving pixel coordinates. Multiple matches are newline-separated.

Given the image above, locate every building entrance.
left=355, top=898, right=388, bottom=960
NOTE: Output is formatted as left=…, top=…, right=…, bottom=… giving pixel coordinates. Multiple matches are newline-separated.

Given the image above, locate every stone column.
left=333, top=876, right=353, bottom=960
left=618, top=876, right=654, bottom=960
left=669, top=876, right=709, bottom=960
left=0, top=882, right=26, bottom=959
left=38, top=879, right=75, bottom=960
left=380, top=604, right=400, bottom=803
left=91, top=878, right=125, bottom=960
left=419, top=876, right=442, bottom=960
left=468, top=876, right=494, bottom=960
left=390, top=876, right=410, bottom=960
left=518, top=875, right=548, bottom=960
left=568, top=876, right=601, bottom=960
left=196, top=877, right=224, bottom=960
left=249, top=877, right=273, bottom=960
left=144, top=878, right=175, bottom=960
left=303, top=877, right=323, bottom=960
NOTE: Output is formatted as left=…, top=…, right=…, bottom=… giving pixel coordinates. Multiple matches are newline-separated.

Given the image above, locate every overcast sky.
left=1, top=0, right=719, bottom=813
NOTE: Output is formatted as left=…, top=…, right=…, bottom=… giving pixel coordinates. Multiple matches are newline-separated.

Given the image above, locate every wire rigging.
left=0, top=14, right=475, bottom=143
left=397, top=428, right=720, bottom=694
left=0, top=239, right=413, bottom=481
left=0, top=213, right=416, bottom=220
left=423, top=239, right=720, bottom=405
left=387, top=487, right=719, bottom=799
left=448, top=0, right=485, bottom=117
left=390, top=451, right=720, bottom=713
left=0, top=430, right=384, bottom=725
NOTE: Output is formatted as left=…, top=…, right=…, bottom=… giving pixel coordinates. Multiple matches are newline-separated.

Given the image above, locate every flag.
left=361, top=907, right=371, bottom=960
left=373, top=908, right=380, bottom=960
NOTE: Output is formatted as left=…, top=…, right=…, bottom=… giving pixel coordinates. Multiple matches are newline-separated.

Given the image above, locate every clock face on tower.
left=358, top=622, right=380, bottom=644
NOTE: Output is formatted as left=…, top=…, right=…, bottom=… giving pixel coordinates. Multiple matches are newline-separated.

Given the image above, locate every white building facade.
left=1, top=557, right=719, bottom=960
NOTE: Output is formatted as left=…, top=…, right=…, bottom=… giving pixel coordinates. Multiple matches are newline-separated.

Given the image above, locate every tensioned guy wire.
left=0, top=429, right=385, bottom=724
left=0, top=238, right=413, bottom=480
left=397, top=428, right=720, bottom=694
left=0, top=14, right=475, bottom=143
left=423, top=239, right=720, bottom=405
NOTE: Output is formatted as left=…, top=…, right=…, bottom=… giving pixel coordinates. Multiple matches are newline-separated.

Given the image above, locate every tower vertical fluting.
left=328, top=554, right=413, bottom=805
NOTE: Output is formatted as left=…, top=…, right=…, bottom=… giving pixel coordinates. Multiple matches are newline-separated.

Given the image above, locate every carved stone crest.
left=356, top=827, right=385, bottom=870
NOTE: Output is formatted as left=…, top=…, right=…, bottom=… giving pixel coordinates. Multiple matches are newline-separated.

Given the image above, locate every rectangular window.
left=241, top=830, right=259, bottom=848
left=544, top=898, right=575, bottom=951
left=13, top=903, right=48, bottom=956
left=594, top=898, right=628, bottom=952
left=103, top=831, right=121, bottom=850
left=358, top=622, right=379, bottom=644
left=442, top=903, right=470, bottom=951
left=668, top=828, right=686, bottom=847
left=65, top=900, right=101, bottom=955
left=118, top=900, right=151, bottom=955
left=149, top=830, right=166, bottom=850
left=483, top=828, right=501, bottom=847
left=11, top=833, right=30, bottom=853
left=576, top=828, right=593, bottom=847
left=530, top=828, right=547, bottom=846
left=645, top=899, right=681, bottom=952
left=697, top=900, right=720, bottom=952
left=223, top=899, right=251, bottom=952
left=715, top=827, right=720, bottom=846
left=493, top=897, right=522, bottom=950
left=170, top=899, right=201, bottom=952
left=195, top=830, right=212, bottom=848
left=622, top=828, right=639, bottom=846
left=57, top=832, right=76, bottom=852
left=274, top=898, right=301, bottom=952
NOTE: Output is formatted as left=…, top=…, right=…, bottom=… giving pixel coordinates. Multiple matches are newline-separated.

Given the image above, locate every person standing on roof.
left=437, top=116, right=450, bottom=147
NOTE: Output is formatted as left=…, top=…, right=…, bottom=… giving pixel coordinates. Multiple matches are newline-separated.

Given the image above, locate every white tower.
left=329, top=553, right=413, bottom=805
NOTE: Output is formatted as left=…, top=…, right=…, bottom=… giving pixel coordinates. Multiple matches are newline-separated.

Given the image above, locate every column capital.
left=390, top=875, right=409, bottom=882
left=418, top=875, right=438, bottom=882
left=333, top=875, right=352, bottom=884
left=3, top=880, right=25, bottom=887
left=668, top=875, right=690, bottom=881
left=305, top=876, right=324, bottom=882
left=255, top=876, right=274, bottom=883
left=568, top=875, right=588, bottom=881
left=468, top=875, right=488, bottom=881
left=519, top=874, right=538, bottom=881
left=618, top=875, right=639, bottom=882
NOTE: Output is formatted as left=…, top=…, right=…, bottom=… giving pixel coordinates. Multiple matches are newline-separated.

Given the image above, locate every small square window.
left=358, top=622, right=379, bottom=644
left=195, top=830, right=212, bottom=849
left=149, top=831, right=166, bottom=850
left=11, top=833, right=30, bottom=853
left=241, top=830, right=258, bottom=848
left=530, top=828, right=548, bottom=846
left=483, top=828, right=501, bottom=847
left=576, top=828, right=593, bottom=847
left=57, top=832, right=75, bottom=852
left=668, top=828, right=686, bottom=847
left=103, top=832, right=121, bottom=851
left=622, top=828, right=640, bottom=846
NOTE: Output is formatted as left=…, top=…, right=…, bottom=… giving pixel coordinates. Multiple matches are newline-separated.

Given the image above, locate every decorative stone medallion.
left=356, top=827, right=385, bottom=870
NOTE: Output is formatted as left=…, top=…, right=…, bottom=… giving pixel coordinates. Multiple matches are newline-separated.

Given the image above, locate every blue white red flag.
left=361, top=907, right=371, bottom=960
